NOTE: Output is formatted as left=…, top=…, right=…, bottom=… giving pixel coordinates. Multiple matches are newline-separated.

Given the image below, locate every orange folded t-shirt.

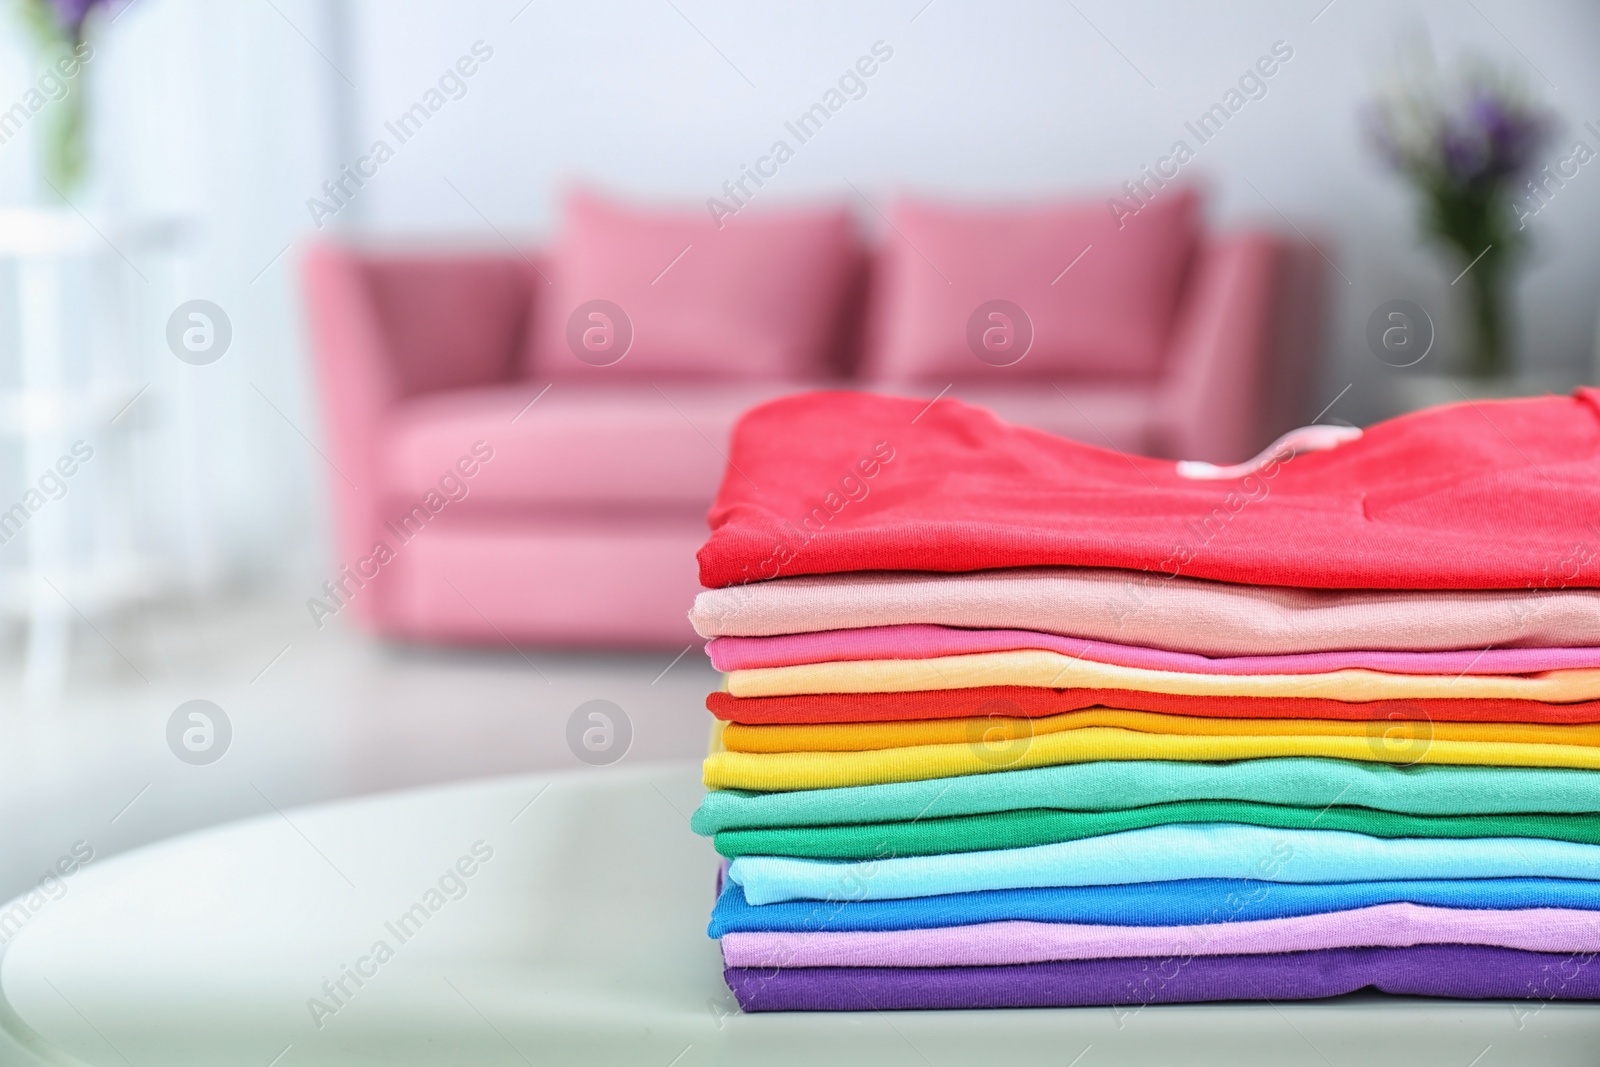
left=719, top=707, right=1600, bottom=754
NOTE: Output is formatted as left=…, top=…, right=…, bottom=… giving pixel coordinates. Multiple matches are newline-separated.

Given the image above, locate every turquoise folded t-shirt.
left=727, top=823, right=1600, bottom=905
left=693, top=758, right=1600, bottom=833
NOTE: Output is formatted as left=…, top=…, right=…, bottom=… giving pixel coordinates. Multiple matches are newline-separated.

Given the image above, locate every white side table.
left=0, top=208, right=163, bottom=698
left=0, top=763, right=1597, bottom=1066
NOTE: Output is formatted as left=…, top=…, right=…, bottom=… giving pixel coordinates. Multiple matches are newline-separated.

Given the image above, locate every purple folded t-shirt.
left=706, top=625, right=1600, bottom=677
left=724, top=944, right=1600, bottom=1011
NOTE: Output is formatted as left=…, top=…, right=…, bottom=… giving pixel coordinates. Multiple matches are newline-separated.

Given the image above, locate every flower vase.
left=34, top=36, right=90, bottom=197
left=1462, top=261, right=1509, bottom=380
left=41, top=70, right=88, bottom=196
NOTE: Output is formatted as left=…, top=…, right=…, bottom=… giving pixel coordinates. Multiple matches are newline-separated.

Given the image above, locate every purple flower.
left=1367, top=63, right=1554, bottom=189
left=43, top=0, right=115, bottom=36
left=1439, top=123, right=1487, bottom=182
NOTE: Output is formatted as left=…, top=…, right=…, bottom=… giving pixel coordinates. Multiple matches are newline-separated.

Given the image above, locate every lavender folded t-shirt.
left=719, top=903, right=1600, bottom=967
left=707, top=624, right=1600, bottom=676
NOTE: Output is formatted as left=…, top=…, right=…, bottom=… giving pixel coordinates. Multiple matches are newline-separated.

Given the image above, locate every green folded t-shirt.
left=712, top=801, right=1600, bottom=859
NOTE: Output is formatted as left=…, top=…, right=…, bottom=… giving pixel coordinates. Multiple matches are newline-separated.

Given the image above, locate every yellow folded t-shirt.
left=719, top=708, right=1600, bottom=754
left=725, top=651, right=1600, bottom=702
left=702, top=728, right=1600, bottom=792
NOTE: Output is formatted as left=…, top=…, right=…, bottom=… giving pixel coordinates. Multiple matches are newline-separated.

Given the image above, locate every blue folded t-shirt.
left=708, top=875, right=1600, bottom=938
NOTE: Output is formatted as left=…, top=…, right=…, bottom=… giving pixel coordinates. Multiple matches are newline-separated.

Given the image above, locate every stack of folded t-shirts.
left=688, top=389, right=1600, bottom=1011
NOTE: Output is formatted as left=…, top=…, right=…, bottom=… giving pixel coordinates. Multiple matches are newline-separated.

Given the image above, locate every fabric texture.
left=719, top=708, right=1600, bottom=754
left=710, top=802, right=1600, bottom=859
left=691, top=566, right=1600, bottom=652
left=722, top=945, right=1600, bottom=1010
left=864, top=192, right=1200, bottom=382
left=720, top=904, right=1600, bottom=967
left=691, top=759, right=1600, bottom=833
left=707, top=688, right=1600, bottom=726
left=727, top=824, right=1600, bottom=904
left=704, top=725, right=1600, bottom=791
left=707, top=624, right=1600, bottom=675
left=726, top=651, right=1600, bottom=702
left=709, top=874, right=1600, bottom=935
left=696, top=390, right=1600, bottom=590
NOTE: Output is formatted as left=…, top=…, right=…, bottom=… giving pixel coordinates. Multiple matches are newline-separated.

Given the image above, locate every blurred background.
left=1, top=0, right=1598, bottom=903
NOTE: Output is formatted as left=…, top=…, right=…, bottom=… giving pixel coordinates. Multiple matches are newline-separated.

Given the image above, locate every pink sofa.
left=303, top=204, right=1323, bottom=648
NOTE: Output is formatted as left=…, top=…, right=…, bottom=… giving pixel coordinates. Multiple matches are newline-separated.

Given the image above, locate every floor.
left=0, top=592, right=718, bottom=903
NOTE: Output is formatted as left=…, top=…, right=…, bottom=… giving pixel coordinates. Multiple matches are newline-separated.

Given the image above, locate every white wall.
left=345, top=0, right=1600, bottom=424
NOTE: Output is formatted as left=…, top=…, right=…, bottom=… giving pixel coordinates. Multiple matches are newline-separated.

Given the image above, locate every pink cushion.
left=530, top=190, right=858, bottom=380
left=865, top=190, right=1201, bottom=382
left=364, top=255, right=536, bottom=395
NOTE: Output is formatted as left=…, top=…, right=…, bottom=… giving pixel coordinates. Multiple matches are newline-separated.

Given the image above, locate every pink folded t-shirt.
left=689, top=568, right=1600, bottom=655
left=706, top=624, right=1600, bottom=676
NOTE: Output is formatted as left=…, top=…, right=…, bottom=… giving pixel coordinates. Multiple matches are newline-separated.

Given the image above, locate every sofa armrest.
left=301, top=244, right=401, bottom=611
left=1150, top=233, right=1314, bottom=465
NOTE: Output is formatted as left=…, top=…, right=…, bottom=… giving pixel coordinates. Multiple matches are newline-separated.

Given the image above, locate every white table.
left=1, top=763, right=1597, bottom=1065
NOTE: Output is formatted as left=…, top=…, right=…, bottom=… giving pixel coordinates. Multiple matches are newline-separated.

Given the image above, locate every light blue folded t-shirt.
left=726, top=823, right=1600, bottom=905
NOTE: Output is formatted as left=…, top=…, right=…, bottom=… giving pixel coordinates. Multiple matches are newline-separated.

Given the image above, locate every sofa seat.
left=377, top=517, right=708, bottom=644
left=378, top=381, right=812, bottom=513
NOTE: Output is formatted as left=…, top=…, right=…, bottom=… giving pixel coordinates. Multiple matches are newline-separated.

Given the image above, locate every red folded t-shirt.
left=705, top=688, right=1600, bottom=726
left=697, top=390, right=1600, bottom=590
